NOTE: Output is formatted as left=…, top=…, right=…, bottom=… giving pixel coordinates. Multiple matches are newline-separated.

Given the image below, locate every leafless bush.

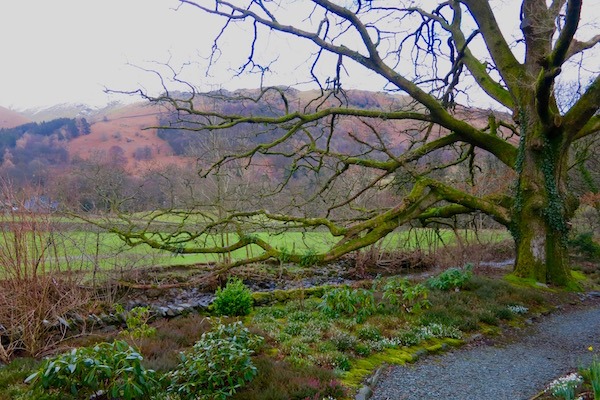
left=0, top=184, right=89, bottom=362
left=352, top=242, right=385, bottom=277
left=432, top=239, right=515, bottom=270
left=351, top=244, right=435, bottom=277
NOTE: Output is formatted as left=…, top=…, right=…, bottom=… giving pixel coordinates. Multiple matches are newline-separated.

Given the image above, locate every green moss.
left=564, top=270, right=586, bottom=292
left=265, top=347, right=279, bottom=357
left=571, top=270, right=587, bottom=282
left=287, top=289, right=308, bottom=301
left=341, top=348, right=415, bottom=388
left=503, top=273, right=550, bottom=289
left=305, top=286, right=326, bottom=298
left=479, top=324, right=501, bottom=336
left=506, top=270, right=585, bottom=292
left=424, top=338, right=462, bottom=353
left=340, top=338, right=462, bottom=388
left=252, top=292, right=273, bottom=306
left=273, top=290, right=289, bottom=303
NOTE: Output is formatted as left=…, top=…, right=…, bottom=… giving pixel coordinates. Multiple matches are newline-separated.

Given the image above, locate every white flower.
left=507, top=305, right=529, bottom=314
left=546, top=372, right=583, bottom=396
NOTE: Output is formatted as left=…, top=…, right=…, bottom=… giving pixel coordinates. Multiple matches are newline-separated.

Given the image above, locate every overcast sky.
left=1, top=1, right=598, bottom=110
left=1, top=0, right=337, bottom=109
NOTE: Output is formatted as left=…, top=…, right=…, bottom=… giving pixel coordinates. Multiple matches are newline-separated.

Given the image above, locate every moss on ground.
left=341, top=337, right=463, bottom=388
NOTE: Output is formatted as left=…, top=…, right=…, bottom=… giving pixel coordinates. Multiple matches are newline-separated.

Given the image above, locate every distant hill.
left=2, top=89, right=503, bottom=181
left=19, top=102, right=124, bottom=123
left=66, top=102, right=185, bottom=174
left=0, top=106, right=31, bottom=128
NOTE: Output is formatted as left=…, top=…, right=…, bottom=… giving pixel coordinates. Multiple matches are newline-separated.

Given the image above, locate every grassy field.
left=0, top=213, right=512, bottom=275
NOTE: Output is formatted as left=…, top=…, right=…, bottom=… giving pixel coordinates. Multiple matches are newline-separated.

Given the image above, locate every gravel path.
left=371, top=297, right=600, bottom=400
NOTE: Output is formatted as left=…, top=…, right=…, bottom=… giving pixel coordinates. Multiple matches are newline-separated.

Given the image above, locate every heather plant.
left=213, top=278, right=254, bottom=317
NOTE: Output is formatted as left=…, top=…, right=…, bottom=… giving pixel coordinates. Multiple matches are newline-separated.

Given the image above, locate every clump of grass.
left=580, top=356, right=600, bottom=399
left=0, top=358, right=40, bottom=400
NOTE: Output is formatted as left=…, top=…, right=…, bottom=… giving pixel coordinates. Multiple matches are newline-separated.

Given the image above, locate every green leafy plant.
left=317, top=287, right=376, bottom=322
left=427, top=264, right=473, bottom=291
left=382, top=277, right=431, bottom=313
left=213, top=278, right=254, bottom=316
left=115, top=305, right=156, bottom=343
left=167, top=321, right=263, bottom=400
left=25, top=340, right=158, bottom=400
left=580, top=356, right=600, bottom=399
left=569, top=232, right=600, bottom=260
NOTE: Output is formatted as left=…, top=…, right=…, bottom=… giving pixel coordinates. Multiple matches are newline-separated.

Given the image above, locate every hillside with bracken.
left=0, top=89, right=511, bottom=192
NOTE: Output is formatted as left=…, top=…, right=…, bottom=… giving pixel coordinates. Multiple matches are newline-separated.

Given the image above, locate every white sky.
left=0, top=0, right=208, bottom=108
left=0, top=0, right=598, bottom=110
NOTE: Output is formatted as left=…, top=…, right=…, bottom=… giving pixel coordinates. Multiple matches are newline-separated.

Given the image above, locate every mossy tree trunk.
left=512, top=119, right=578, bottom=285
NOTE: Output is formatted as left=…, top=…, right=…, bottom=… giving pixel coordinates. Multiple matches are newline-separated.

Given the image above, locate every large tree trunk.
left=512, top=120, right=577, bottom=285
left=513, top=208, right=571, bottom=284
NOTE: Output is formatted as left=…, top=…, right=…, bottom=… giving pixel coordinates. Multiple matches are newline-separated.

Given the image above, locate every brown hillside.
left=67, top=102, right=187, bottom=175
left=65, top=90, right=508, bottom=176
left=0, top=106, right=31, bottom=128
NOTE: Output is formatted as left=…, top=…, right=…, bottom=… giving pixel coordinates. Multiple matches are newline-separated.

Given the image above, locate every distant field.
left=0, top=213, right=511, bottom=275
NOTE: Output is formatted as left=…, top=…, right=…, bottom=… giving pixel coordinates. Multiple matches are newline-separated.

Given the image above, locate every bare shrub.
left=0, top=184, right=89, bottom=362
left=433, top=239, right=515, bottom=270
left=351, top=245, right=435, bottom=277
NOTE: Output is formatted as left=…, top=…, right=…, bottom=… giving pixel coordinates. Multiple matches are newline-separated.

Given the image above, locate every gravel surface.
left=371, top=298, right=600, bottom=400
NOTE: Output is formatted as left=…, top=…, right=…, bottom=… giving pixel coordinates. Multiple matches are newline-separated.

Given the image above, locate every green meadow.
left=0, top=213, right=511, bottom=273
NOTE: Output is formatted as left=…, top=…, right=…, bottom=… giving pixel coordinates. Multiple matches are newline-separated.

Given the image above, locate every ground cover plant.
left=0, top=265, right=555, bottom=400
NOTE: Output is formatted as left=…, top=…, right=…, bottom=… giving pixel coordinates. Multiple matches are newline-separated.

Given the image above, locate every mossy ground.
left=341, top=337, right=463, bottom=388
